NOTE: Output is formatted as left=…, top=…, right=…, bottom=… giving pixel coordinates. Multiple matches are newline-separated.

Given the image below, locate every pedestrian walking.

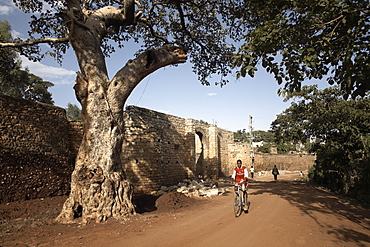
left=250, top=166, right=254, bottom=179
left=272, top=165, right=279, bottom=181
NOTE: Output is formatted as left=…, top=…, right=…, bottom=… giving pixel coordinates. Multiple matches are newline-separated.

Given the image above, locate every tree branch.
left=137, top=18, right=170, bottom=44
left=77, top=0, right=136, bottom=40
left=108, top=45, right=187, bottom=109
left=0, top=37, right=69, bottom=48
left=315, top=8, right=369, bottom=33
left=173, top=1, right=207, bottom=51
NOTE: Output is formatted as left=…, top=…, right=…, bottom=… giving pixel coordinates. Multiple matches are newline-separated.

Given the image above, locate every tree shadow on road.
left=249, top=180, right=370, bottom=247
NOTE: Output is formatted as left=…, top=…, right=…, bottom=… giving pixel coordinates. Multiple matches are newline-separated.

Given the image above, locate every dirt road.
left=1, top=173, right=370, bottom=247
left=117, top=176, right=370, bottom=247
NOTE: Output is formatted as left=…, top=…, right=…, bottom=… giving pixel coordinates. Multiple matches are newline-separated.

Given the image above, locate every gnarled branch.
left=0, top=37, right=69, bottom=48
left=108, top=45, right=187, bottom=109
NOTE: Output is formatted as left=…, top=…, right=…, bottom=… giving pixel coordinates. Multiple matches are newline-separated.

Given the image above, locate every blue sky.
left=0, top=1, right=325, bottom=132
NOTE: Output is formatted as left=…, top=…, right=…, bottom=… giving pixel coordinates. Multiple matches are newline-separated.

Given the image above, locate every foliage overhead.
left=0, top=20, right=54, bottom=104
left=4, top=0, right=236, bottom=86
left=224, top=0, right=370, bottom=98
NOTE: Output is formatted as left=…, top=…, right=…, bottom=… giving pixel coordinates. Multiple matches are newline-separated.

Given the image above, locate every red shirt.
left=232, top=166, right=248, bottom=183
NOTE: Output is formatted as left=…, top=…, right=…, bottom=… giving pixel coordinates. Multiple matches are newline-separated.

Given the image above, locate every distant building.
left=251, top=141, right=264, bottom=148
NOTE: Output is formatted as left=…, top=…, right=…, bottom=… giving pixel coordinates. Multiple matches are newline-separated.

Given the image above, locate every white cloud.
left=11, top=29, right=22, bottom=38
left=0, top=0, right=15, bottom=15
left=207, top=93, right=217, bottom=96
left=20, top=56, right=76, bottom=85
left=0, top=5, right=12, bottom=15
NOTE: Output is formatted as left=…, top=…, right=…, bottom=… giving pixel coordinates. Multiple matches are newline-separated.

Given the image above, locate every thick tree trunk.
left=56, top=68, right=134, bottom=223
left=56, top=84, right=134, bottom=223
left=56, top=45, right=187, bottom=224
left=55, top=1, right=187, bottom=223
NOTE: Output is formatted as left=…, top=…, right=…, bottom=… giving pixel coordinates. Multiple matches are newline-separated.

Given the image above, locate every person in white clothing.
left=250, top=166, right=255, bottom=179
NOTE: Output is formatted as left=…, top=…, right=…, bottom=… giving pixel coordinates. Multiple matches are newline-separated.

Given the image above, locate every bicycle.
left=233, top=181, right=249, bottom=217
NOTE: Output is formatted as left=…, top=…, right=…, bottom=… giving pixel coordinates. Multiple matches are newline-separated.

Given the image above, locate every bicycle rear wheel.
left=233, top=193, right=243, bottom=217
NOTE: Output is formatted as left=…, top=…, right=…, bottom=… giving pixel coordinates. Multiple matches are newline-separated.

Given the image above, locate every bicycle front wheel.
left=234, top=193, right=243, bottom=217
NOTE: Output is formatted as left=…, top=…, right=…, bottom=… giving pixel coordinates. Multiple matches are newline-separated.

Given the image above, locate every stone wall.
left=121, top=106, right=236, bottom=194
left=0, top=95, right=76, bottom=203
left=122, top=106, right=193, bottom=194
left=225, top=142, right=315, bottom=173
left=253, top=153, right=315, bottom=172
left=0, top=96, right=315, bottom=202
left=119, top=106, right=315, bottom=194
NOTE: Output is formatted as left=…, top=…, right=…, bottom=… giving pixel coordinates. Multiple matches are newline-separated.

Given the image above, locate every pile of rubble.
left=154, top=179, right=228, bottom=198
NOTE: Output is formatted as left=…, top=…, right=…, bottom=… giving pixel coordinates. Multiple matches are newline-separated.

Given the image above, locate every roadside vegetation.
left=235, top=86, right=370, bottom=205
left=272, top=86, right=370, bottom=205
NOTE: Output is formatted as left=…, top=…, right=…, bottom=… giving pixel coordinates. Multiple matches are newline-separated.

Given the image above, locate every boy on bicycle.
left=231, top=159, right=249, bottom=210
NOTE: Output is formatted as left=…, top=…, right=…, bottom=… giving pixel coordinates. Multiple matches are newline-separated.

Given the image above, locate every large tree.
left=224, top=0, right=370, bottom=98
left=0, top=1, right=234, bottom=223
left=0, top=20, right=54, bottom=104
left=271, top=85, right=370, bottom=201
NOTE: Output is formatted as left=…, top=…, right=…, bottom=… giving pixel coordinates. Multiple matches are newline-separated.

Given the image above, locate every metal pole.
left=249, top=115, right=255, bottom=170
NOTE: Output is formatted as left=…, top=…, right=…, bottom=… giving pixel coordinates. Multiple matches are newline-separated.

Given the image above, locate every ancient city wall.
left=122, top=106, right=194, bottom=194
left=0, top=95, right=315, bottom=202
left=253, top=153, right=315, bottom=172
left=0, top=95, right=76, bottom=203
left=121, top=106, right=236, bottom=194
left=225, top=143, right=315, bottom=174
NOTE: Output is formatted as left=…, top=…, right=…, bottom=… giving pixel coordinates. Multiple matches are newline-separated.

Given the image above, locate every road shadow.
left=248, top=179, right=370, bottom=247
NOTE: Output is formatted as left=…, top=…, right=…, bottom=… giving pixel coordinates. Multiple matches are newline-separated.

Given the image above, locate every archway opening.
left=195, top=131, right=204, bottom=178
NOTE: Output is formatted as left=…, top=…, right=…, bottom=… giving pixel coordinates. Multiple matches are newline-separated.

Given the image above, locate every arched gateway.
left=122, top=106, right=237, bottom=194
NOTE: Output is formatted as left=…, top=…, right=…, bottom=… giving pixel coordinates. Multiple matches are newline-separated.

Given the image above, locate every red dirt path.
left=1, top=172, right=370, bottom=247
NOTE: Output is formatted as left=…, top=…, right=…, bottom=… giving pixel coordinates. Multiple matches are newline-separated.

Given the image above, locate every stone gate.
left=121, top=106, right=237, bottom=194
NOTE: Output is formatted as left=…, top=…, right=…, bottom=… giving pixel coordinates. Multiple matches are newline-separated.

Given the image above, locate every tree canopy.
left=3, top=0, right=235, bottom=86
left=272, top=85, right=370, bottom=144
left=271, top=85, right=370, bottom=202
left=0, top=20, right=54, bottom=104
left=226, top=0, right=370, bottom=98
